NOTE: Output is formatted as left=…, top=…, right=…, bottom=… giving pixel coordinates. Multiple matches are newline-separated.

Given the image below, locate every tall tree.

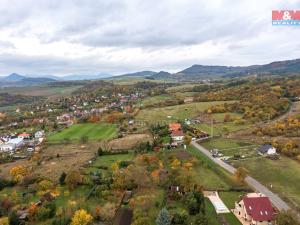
left=156, top=208, right=171, bottom=225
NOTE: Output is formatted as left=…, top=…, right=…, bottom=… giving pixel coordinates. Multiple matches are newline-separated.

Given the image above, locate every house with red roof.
left=171, top=130, right=185, bottom=142
left=169, top=123, right=182, bottom=132
left=234, top=193, right=275, bottom=225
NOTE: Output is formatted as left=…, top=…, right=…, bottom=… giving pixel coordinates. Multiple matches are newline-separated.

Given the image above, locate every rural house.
left=113, top=208, right=133, bottom=225
left=234, top=193, right=274, bottom=225
left=258, top=145, right=276, bottom=155
left=171, top=130, right=185, bottom=142
left=169, top=123, right=182, bottom=132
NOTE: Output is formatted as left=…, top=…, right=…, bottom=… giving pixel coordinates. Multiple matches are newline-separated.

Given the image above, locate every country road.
left=191, top=141, right=290, bottom=211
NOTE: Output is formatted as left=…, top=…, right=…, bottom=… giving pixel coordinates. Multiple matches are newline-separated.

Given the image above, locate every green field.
left=136, top=101, right=236, bottom=124
left=193, top=122, right=250, bottom=136
left=233, top=157, right=300, bottom=210
left=142, top=94, right=173, bottom=107
left=201, top=138, right=259, bottom=158
left=47, top=123, right=117, bottom=142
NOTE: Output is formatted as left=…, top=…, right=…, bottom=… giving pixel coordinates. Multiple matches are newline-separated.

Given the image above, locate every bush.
left=171, top=211, right=188, bottom=225
left=59, top=172, right=67, bottom=185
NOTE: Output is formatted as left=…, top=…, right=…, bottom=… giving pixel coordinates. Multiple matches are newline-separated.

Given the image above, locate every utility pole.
left=211, top=119, right=214, bottom=137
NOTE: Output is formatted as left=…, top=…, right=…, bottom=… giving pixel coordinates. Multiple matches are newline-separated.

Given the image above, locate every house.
left=18, top=133, right=32, bottom=140
left=169, top=123, right=182, bottom=132
left=7, top=137, right=24, bottom=149
left=234, top=193, right=274, bottom=225
left=258, top=145, right=276, bottom=155
left=171, top=130, right=185, bottom=142
left=35, top=130, right=45, bottom=139
left=113, top=208, right=133, bottom=225
left=0, top=143, right=15, bottom=152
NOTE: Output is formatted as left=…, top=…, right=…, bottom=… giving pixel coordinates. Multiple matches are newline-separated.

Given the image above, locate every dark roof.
left=243, top=196, right=274, bottom=221
left=258, top=144, right=273, bottom=154
left=114, top=208, right=133, bottom=225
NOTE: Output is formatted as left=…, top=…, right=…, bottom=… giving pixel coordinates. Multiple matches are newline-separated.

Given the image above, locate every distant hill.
left=151, top=71, right=172, bottom=79
left=108, top=71, right=157, bottom=79
left=0, top=73, right=56, bottom=87
left=149, top=58, right=300, bottom=80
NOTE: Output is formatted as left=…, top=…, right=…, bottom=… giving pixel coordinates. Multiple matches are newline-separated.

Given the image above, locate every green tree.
left=194, top=211, right=208, bottom=225
left=156, top=208, right=171, bottom=225
left=59, top=172, right=67, bottom=185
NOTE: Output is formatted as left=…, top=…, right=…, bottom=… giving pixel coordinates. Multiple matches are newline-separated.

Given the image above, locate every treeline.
left=196, top=79, right=298, bottom=121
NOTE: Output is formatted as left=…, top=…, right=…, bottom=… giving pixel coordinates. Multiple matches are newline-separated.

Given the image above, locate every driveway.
left=191, top=141, right=290, bottom=211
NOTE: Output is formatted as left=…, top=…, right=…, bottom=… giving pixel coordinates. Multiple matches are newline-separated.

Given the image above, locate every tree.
left=234, top=167, right=248, bottom=183
left=59, top=172, right=67, bottom=185
left=71, top=209, right=93, bottom=225
left=9, top=166, right=28, bottom=183
left=0, top=217, right=9, bottom=225
left=275, top=211, right=300, bottom=225
left=156, top=208, right=171, bottom=225
left=194, top=211, right=208, bottom=225
left=80, top=135, right=89, bottom=144
left=65, top=170, right=83, bottom=190
left=183, top=135, right=192, bottom=146
left=8, top=210, right=20, bottom=225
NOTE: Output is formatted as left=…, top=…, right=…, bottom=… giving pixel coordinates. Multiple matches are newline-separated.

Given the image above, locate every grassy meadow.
left=136, top=101, right=236, bottom=124
left=47, top=123, right=117, bottom=142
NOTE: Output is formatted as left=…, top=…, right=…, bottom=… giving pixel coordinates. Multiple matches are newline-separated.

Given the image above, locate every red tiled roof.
left=18, top=133, right=31, bottom=137
left=169, top=123, right=181, bottom=131
left=171, top=130, right=184, bottom=137
left=243, top=197, right=274, bottom=221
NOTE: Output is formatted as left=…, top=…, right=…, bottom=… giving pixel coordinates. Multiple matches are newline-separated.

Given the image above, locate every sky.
left=0, top=0, right=300, bottom=76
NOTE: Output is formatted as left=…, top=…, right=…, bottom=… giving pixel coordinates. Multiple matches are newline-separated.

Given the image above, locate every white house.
left=7, top=137, right=24, bottom=149
left=258, top=145, right=276, bottom=155
left=35, top=130, right=45, bottom=139
left=0, top=143, right=15, bottom=152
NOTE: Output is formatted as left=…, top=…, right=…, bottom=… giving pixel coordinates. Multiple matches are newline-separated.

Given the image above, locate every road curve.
left=191, top=141, right=290, bottom=211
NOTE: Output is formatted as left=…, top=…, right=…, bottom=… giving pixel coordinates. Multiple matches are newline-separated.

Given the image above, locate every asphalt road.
left=191, top=141, right=290, bottom=211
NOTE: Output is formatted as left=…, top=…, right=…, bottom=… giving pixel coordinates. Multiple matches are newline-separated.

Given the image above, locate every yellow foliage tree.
left=71, top=209, right=93, bottom=225
left=0, top=217, right=9, bottom=225
left=171, top=159, right=181, bottom=169
left=9, top=166, right=28, bottom=182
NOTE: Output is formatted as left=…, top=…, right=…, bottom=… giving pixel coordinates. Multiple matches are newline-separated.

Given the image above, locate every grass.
left=205, top=198, right=221, bottom=225
left=200, top=138, right=259, bottom=158
left=233, top=156, right=300, bottom=210
left=142, top=94, right=173, bottom=107
left=47, top=123, right=117, bottom=142
left=86, top=153, right=134, bottom=174
left=187, top=146, right=242, bottom=190
left=193, top=122, right=250, bottom=136
left=136, top=101, right=236, bottom=124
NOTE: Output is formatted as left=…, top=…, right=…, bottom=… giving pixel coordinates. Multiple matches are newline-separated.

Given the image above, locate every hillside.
left=149, top=58, right=300, bottom=80
left=0, top=73, right=56, bottom=87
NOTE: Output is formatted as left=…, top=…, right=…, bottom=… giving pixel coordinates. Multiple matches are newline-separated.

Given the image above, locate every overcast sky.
left=0, top=0, right=299, bottom=76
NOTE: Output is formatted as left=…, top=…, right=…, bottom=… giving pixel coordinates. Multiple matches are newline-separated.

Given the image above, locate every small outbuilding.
left=258, top=144, right=276, bottom=155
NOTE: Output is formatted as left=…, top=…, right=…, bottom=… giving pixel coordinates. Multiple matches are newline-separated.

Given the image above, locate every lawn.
left=193, top=122, right=251, bottom=136
left=187, top=146, right=243, bottom=190
left=86, top=153, right=134, bottom=174
left=142, top=94, right=173, bottom=107
left=136, top=101, right=236, bottom=124
left=232, top=156, right=300, bottom=210
left=47, top=123, right=117, bottom=142
left=200, top=138, right=259, bottom=158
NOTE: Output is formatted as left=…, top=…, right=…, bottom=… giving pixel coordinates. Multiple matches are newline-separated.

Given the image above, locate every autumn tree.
left=71, top=209, right=93, bottom=225
left=234, top=167, right=248, bottom=183
left=156, top=208, right=171, bottom=225
left=183, top=135, right=192, bottom=146
left=65, top=170, right=83, bottom=190
left=9, top=166, right=28, bottom=183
